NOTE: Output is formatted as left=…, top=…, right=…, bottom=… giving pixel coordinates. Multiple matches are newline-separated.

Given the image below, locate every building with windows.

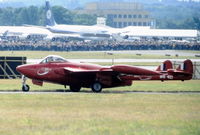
left=75, top=2, right=154, bottom=28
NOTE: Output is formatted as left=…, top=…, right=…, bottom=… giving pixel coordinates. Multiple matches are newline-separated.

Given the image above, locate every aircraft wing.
left=63, top=65, right=161, bottom=76
left=64, top=67, right=100, bottom=73
left=62, top=67, right=119, bottom=87
left=22, top=24, right=45, bottom=29
left=64, top=67, right=113, bottom=73
left=62, top=67, right=117, bottom=81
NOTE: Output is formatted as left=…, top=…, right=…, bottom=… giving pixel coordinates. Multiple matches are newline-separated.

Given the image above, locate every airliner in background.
left=0, top=1, right=149, bottom=42
left=0, top=1, right=125, bottom=42
left=0, top=26, right=51, bottom=41
left=44, top=0, right=136, bottom=41
left=0, top=25, right=71, bottom=42
left=44, top=1, right=113, bottom=41
left=0, top=1, right=112, bottom=42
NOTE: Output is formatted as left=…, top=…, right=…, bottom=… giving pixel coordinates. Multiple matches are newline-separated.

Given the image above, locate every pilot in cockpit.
left=47, top=56, right=54, bottom=63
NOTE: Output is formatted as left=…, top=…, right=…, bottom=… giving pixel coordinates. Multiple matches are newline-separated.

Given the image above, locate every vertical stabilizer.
left=156, top=60, right=173, bottom=71
left=45, top=1, right=56, bottom=26
left=177, top=60, right=193, bottom=74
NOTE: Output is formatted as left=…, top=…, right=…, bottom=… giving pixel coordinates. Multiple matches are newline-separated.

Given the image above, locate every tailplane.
left=45, top=1, right=56, bottom=26
left=156, top=60, right=173, bottom=71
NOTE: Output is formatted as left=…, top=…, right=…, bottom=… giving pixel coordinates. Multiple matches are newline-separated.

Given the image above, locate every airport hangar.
left=75, top=2, right=154, bottom=28
left=76, top=1, right=199, bottom=41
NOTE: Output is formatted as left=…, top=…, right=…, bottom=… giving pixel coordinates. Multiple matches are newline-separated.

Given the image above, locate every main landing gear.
left=69, top=85, right=81, bottom=92
left=91, top=82, right=102, bottom=93
left=69, top=82, right=103, bottom=93
left=22, top=75, right=30, bottom=92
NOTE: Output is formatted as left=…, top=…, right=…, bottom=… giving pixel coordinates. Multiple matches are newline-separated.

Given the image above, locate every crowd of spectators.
left=0, top=39, right=200, bottom=51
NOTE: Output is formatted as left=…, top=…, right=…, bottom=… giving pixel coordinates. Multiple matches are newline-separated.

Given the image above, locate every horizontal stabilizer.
left=167, top=69, right=193, bottom=75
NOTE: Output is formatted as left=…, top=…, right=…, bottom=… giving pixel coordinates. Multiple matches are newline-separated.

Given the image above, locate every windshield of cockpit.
left=40, top=56, right=67, bottom=64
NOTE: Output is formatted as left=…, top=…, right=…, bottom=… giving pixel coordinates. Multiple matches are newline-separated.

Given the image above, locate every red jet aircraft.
left=16, top=55, right=193, bottom=92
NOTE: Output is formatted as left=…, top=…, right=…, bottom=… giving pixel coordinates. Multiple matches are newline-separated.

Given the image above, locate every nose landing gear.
left=22, top=75, right=30, bottom=92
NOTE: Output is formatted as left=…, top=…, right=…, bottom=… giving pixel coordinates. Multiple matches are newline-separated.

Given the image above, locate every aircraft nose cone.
left=16, top=65, right=24, bottom=74
left=16, top=64, right=35, bottom=77
left=16, top=65, right=28, bottom=75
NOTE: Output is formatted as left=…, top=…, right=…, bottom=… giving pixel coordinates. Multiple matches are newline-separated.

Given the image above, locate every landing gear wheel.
left=22, top=84, right=30, bottom=92
left=91, top=82, right=102, bottom=93
left=70, top=85, right=81, bottom=92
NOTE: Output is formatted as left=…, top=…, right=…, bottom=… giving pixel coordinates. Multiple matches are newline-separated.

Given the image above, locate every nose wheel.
left=22, top=84, right=30, bottom=92
left=22, top=75, right=30, bottom=92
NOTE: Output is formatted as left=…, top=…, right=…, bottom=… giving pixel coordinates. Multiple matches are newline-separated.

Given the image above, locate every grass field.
left=0, top=50, right=199, bottom=59
left=0, top=50, right=200, bottom=135
left=0, top=93, right=200, bottom=135
left=0, top=79, right=200, bottom=92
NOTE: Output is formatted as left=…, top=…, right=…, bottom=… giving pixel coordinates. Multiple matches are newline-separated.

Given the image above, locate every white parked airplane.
left=0, top=1, right=150, bottom=42
left=0, top=26, right=52, bottom=41
left=45, top=1, right=114, bottom=41
left=44, top=1, right=153, bottom=41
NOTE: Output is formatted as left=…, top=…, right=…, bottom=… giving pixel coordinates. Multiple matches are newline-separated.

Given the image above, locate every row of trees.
left=0, top=6, right=97, bottom=26
left=0, top=4, right=199, bottom=29
left=146, top=3, right=200, bottom=29
left=0, top=6, right=44, bottom=26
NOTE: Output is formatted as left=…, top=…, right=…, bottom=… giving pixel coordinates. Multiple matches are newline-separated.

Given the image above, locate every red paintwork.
left=16, top=55, right=193, bottom=90
left=156, top=60, right=173, bottom=71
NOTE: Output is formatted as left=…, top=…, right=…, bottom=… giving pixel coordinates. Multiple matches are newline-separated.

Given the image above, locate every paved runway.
left=0, top=90, right=199, bottom=95
left=107, top=50, right=200, bottom=57
left=27, top=50, right=200, bottom=63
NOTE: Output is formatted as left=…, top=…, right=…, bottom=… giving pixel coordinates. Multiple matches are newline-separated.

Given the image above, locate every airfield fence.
left=192, top=62, right=200, bottom=79
left=0, top=56, right=26, bottom=79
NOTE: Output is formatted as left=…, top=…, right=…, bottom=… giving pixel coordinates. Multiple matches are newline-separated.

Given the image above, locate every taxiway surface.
left=0, top=90, right=199, bottom=95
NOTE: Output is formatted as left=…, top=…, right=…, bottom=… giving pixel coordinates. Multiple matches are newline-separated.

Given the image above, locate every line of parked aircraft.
left=0, top=1, right=139, bottom=42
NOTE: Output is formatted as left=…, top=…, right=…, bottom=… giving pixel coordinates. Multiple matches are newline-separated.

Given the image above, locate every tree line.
left=0, top=4, right=199, bottom=29
left=145, top=3, right=200, bottom=29
left=0, top=6, right=97, bottom=26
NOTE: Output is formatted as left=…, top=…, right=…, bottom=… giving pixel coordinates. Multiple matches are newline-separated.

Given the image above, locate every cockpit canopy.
left=40, top=55, right=67, bottom=64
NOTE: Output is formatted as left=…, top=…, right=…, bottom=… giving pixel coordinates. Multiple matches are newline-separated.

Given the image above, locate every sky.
left=0, top=0, right=200, bottom=7
left=0, top=0, right=189, bottom=1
